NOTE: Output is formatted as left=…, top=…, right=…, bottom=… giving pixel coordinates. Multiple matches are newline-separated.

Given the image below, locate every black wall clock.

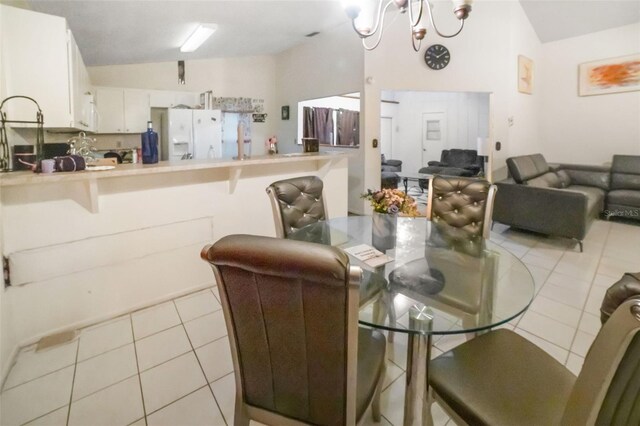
left=424, top=44, right=450, bottom=70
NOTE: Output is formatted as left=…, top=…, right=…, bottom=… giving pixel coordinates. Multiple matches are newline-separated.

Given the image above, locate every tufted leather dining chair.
left=426, top=175, right=497, bottom=239
left=266, top=176, right=328, bottom=238
left=201, top=234, right=386, bottom=426
left=428, top=297, right=640, bottom=425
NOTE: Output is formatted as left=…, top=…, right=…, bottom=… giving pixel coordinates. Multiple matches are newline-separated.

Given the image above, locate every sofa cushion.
left=564, top=185, right=606, bottom=216
left=527, top=172, right=561, bottom=189
left=564, top=169, right=610, bottom=191
left=557, top=170, right=571, bottom=188
left=607, top=190, right=640, bottom=207
left=506, top=154, right=549, bottom=183
left=611, top=155, right=640, bottom=190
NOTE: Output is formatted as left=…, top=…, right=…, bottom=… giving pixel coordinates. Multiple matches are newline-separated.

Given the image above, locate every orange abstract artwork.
left=580, top=54, right=640, bottom=96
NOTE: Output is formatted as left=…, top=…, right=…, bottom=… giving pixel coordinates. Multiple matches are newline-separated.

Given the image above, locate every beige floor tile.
left=538, top=282, right=589, bottom=310
left=23, top=406, right=68, bottom=426
left=73, top=344, right=138, bottom=400
left=68, top=376, right=143, bottom=426
left=521, top=264, right=552, bottom=293
left=565, top=353, right=585, bottom=377
left=210, top=373, right=235, bottom=425
left=147, top=386, right=225, bottom=426
left=131, top=302, right=181, bottom=340
left=592, top=273, right=617, bottom=288
left=174, top=289, right=221, bottom=322
left=517, top=311, right=576, bottom=350
left=135, top=325, right=192, bottom=372
left=128, top=418, right=146, bottom=426
left=529, top=295, right=582, bottom=328
left=522, top=253, right=559, bottom=271
left=382, top=361, right=404, bottom=391
left=195, top=338, right=234, bottom=383
left=183, top=311, right=227, bottom=348
left=584, top=286, right=607, bottom=315
left=78, top=315, right=132, bottom=361
left=379, top=372, right=406, bottom=426
left=553, top=252, right=599, bottom=282
left=0, top=366, right=74, bottom=426
left=140, top=351, right=207, bottom=414
left=546, top=271, right=593, bottom=292
left=3, top=339, right=78, bottom=391
left=597, top=256, right=640, bottom=279
left=571, top=330, right=597, bottom=357
left=578, top=312, right=602, bottom=335
left=211, top=286, right=221, bottom=303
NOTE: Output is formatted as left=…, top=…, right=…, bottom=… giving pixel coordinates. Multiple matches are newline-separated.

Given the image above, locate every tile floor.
left=2, top=218, right=640, bottom=425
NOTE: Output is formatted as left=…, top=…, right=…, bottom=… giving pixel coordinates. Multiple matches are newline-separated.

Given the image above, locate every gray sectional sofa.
left=492, top=154, right=640, bottom=251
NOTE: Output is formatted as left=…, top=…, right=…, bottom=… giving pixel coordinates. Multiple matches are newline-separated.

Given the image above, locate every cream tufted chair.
left=266, top=176, right=328, bottom=238
left=427, top=175, right=497, bottom=239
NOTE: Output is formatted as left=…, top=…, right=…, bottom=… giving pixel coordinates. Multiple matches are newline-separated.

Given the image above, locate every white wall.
left=275, top=24, right=365, bottom=212
left=88, top=56, right=278, bottom=156
left=539, top=23, right=640, bottom=164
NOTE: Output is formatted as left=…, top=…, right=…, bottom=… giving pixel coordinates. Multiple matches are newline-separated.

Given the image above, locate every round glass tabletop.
left=289, top=216, right=535, bottom=335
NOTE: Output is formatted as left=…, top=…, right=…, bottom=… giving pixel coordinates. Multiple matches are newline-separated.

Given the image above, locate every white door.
left=380, top=117, right=393, bottom=159
left=192, top=109, right=222, bottom=159
left=422, top=112, right=447, bottom=167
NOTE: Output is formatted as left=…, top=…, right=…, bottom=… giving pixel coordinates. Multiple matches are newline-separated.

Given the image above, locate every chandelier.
left=344, top=0, right=473, bottom=51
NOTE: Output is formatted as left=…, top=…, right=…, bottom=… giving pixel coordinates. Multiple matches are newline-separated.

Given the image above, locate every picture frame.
left=579, top=54, right=640, bottom=96
left=281, top=105, right=290, bottom=120
left=518, top=55, right=533, bottom=94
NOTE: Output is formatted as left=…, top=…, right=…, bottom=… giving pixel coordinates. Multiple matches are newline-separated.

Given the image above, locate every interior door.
left=380, top=117, right=393, bottom=159
left=422, top=112, right=447, bottom=167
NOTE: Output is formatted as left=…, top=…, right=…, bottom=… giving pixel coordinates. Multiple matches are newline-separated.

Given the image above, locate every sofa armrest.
left=493, top=181, right=590, bottom=240
left=428, top=161, right=444, bottom=167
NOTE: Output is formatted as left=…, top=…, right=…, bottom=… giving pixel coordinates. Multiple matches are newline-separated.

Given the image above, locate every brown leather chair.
left=426, top=175, right=497, bottom=239
left=201, top=234, right=386, bottom=425
left=601, top=272, right=640, bottom=324
left=266, top=176, right=327, bottom=238
left=428, top=297, right=640, bottom=425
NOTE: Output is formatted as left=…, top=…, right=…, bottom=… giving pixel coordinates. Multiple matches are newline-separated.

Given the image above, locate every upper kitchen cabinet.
left=0, top=5, right=73, bottom=128
left=96, top=88, right=150, bottom=133
left=68, top=31, right=96, bottom=132
left=149, top=91, right=199, bottom=108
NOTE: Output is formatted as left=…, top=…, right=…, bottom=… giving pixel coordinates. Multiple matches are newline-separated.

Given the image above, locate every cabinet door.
left=174, top=92, right=199, bottom=108
left=96, top=88, right=125, bottom=133
left=124, top=89, right=150, bottom=133
left=0, top=5, right=71, bottom=127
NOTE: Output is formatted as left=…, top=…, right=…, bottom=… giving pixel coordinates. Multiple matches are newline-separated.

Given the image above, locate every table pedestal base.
left=403, top=305, right=434, bottom=426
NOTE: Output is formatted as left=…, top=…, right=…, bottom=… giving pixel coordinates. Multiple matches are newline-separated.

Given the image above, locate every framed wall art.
left=579, top=54, right=640, bottom=96
left=518, top=55, right=533, bottom=94
left=281, top=105, right=290, bottom=120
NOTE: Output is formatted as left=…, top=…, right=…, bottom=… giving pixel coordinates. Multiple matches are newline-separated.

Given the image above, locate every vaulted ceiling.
left=6, top=0, right=640, bottom=66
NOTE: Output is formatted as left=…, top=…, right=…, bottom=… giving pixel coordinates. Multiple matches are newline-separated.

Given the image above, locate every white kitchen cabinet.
left=96, top=88, right=149, bottom=133
left=149, top=90, right=199, bottom=108
left=68, top=31, right=95, bottom=132
left=0, top=5, right=72, bottom=127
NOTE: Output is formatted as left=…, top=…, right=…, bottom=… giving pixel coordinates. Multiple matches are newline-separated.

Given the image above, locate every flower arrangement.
left=266, top=136, right=278, bottom=154
left=362, top=188, right=421, bottom=216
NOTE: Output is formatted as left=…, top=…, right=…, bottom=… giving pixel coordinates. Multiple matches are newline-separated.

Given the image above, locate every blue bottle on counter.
left=141, top=121, right=158, bottom=164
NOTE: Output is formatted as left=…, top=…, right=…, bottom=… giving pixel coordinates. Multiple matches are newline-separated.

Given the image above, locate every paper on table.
left=344, top=244, right=393, bottom=268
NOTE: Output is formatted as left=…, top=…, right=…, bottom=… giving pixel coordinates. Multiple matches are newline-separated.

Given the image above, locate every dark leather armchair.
left=266, top=176, right=327, bottom=238
left=427, top=149, right=482, bottom=175
left=201, top=235, right=386, bottom=425
left=426, top=176, right=497, bottom=239
left=381, top=154, right=402, bottom=172
left=601, top=272, right=640, bottom=324
left=428, top=297, right=640, bottom=425
left=607, top=155, right=640, bottom=221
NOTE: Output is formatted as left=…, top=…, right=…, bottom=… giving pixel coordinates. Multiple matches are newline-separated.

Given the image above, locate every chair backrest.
left=562, top=297, right=640, bottom=425
left=426, top=175, right=497, bottom=239
left=201, top=235, right=361, bottom=425
left=266, top=175, right=327, bottom=238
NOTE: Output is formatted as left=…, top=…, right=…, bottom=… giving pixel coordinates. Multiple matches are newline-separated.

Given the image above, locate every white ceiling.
left=11, top=0, right=640, bottom=66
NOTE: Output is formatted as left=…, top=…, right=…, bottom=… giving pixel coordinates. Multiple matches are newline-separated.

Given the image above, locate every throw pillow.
left=557, top=170, right=572, bottom=188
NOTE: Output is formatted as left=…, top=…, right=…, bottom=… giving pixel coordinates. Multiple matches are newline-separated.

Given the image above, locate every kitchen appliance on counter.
left=162, top=109, right=221, bottom=161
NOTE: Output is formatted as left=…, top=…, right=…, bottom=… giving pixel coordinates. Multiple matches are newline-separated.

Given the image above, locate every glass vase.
left=372, top=212, right=397, bottom=252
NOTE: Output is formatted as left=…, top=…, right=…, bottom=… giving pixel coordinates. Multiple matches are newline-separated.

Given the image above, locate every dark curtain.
left=303, top=107, right=315, bottom=138
left=336, top=109, right=359, bottom=146
left=313, top=107, right=334, bottom=144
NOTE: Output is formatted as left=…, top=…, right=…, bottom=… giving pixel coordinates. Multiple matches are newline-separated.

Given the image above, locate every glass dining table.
left=289, top=216, right=535, bottom=426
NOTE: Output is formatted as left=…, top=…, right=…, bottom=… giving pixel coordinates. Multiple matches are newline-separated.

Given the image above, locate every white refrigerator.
left=163, top=109, right=222, bottom=160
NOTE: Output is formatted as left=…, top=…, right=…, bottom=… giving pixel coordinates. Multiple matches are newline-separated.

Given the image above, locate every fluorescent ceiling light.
left=180, top=24, right=217, bottom=52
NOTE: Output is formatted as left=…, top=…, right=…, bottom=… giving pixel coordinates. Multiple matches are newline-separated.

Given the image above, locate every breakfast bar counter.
left=0, top=151, right=350, bottom=376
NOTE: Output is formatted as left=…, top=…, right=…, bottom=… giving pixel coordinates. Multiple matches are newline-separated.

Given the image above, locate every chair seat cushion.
left=429, top=329, right=576, bottom=426
left=564, top=185, right=606, bottom=215
left=356, top=327, right=386, bottom=421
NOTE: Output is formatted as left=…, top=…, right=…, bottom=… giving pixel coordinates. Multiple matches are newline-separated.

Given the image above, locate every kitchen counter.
left=0, top=149, right=349, bottom=367
left=0, top=151, right=350, bottom=187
